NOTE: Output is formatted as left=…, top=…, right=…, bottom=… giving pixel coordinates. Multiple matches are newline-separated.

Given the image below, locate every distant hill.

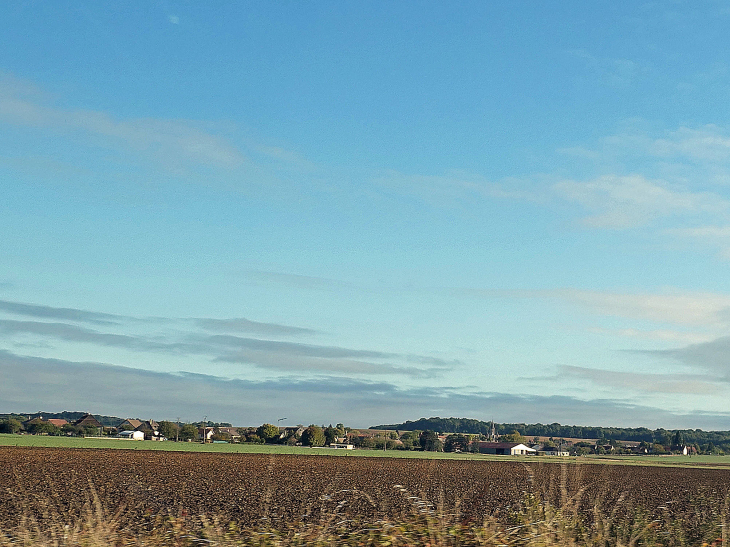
left=374, top=417, right=495, bottom=436
left=1, top=411, right=125, bottom=427
left=372, top=417, right=730, bottom=445
left=0, top=412, right=232, bottom=428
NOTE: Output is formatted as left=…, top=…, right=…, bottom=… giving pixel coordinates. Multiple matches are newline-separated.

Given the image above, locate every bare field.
left=3, top=445, right=730, bottom=539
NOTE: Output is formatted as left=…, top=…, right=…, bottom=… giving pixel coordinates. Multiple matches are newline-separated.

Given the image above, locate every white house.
left=477, top=442, right=536, bottom=455
left=118, top=430, right=144, bottom=440
left=330, top=443, right=354, bottom=450
left=532, top=444, right=570, bottom=456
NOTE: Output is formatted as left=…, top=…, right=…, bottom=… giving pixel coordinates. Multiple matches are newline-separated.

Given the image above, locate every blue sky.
left=3, top=2, right=730, bottom=429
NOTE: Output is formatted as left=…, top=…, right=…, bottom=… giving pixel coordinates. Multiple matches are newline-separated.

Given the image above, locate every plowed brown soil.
left=2, top=447, right=728, bottom=532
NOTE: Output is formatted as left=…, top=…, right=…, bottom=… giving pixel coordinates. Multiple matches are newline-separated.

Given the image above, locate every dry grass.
left=2, top=480, right=730, bottom=547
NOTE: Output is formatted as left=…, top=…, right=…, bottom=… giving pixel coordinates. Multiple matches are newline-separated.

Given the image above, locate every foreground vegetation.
left=4, top=494, right=729, bottom=547
left=5, top=446, right=730, bottom=546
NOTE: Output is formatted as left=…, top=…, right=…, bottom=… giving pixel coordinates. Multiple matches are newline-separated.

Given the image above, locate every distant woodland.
left=373, top=417, right=730, bottom=446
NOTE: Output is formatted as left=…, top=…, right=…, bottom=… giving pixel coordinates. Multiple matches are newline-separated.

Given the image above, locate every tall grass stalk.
left=2, top=486, right=730, bottom=547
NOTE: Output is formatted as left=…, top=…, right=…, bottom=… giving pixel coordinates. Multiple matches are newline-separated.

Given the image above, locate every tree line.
left=373, top=417, right=730, bottom=447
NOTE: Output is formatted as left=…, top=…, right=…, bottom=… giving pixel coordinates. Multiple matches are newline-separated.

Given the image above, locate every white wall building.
left=118, top=430, right=144, bottom=440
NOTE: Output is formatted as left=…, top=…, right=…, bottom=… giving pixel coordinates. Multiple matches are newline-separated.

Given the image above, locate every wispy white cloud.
left=650, top=125, right=730, bottom=163
left=551, top=288, right=730, bottom=328
left=0, top=72, right=244, bottom=171
left=454, top=287, right=730, bottom=330
left=558, top=124, right=730, bottom=186
left=554, top=174, right=729, bottom=229
left=666, top=225, right=730, bottom=259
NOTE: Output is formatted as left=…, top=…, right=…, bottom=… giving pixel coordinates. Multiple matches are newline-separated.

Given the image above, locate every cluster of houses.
left=19, top=415, right=693, bottom=456
left=116, top=419, right=166, bottom=440
left=21, top=414, right=169, bottom=440
left=23, top=413, right=104, bottom=432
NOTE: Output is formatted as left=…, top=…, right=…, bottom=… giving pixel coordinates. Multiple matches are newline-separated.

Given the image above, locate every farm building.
left=531, top=445, right=569, bottom=456
left=134, top=420, right=166, bottom=440
left=216, top=427, right=242, bottom=441
left=330, top=443, right=354, bottom=449
left=73, top=414, right=103, bottom=429
left=135, top=420, right=159, bottom=432
left=118, top=430, right=144, bottom=440
left=22, top=417, right=45, bottom=428
left=279, top=426, right=305, bottom=439
left=199, top=427, right=215, bottom=442
left=477, top=442, right=536, bottom=455
left=119, top=419, right=143, bottom=430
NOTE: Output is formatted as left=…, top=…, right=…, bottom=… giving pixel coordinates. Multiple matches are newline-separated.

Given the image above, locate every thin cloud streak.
left=0, top=299, right=122, bottom=325
left=0, top=317, right=450, bottom=378
left=213, top=350, right=440, bottom=378
left=0, top=298, right=320, bottom=337
left=193, top=317, right=317, bottom=337
left=0, top=73, right=244, bottom=170
left=447, top=287, right=730, bottom=328
left=205, top=334, right=394, bottom=360
left=546, top=364, right=724, bottom=395
left=0, top=319, right=198, bottom=354
left=644, top=335, right=730, bottom=376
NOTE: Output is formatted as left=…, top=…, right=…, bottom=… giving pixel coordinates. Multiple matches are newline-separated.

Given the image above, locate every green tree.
left=301, top=425, right=325, bottom=447
left=419, top=430, right=442, bottom=451
left=211, top=428, right=231, bottom=442
left=660, top=432, right=673, bottom=449
left=0, top=418, right=22, bottom=434
left=256, top=423, right=281, bottom=443
left=62, top=424, right=82, bottom=436
left=179, top=423, right=198, bottom=441
left=444, top=434, right=469, bottom=453
left=374, top=438, right=398, bottom=450
left=359, top=437, right=376, bottom=449
left=83, top=425, right=100, bottom=437
left=158, top=421, right=179, bottom=441
left=324, top=425, right=338, bottom=445
left=28, top=422, right=60, bottom=436
left=500, top=430, right=526, bottom=443
left=672, top=430, right=684, bottom=450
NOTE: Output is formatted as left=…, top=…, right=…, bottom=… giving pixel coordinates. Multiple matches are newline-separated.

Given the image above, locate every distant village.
left=0, top=412, right=707, bottom=456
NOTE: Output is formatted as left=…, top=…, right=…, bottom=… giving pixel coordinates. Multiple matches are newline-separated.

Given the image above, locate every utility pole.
left=176, top=417, right=180, bottom=442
